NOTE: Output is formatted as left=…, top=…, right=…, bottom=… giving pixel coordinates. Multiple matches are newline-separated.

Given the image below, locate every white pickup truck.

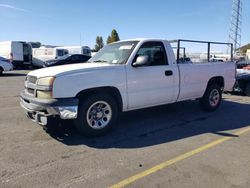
left=20, top=39, right=236, bottom=136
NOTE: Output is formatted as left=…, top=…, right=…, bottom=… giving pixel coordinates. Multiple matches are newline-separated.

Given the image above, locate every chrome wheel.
left=86, top=101, right=112, bottom=130
left=209, top=89, right=220, bottom=107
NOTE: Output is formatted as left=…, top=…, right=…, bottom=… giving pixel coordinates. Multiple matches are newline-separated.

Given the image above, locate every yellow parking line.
left=109, top=126, right=250, bottom=188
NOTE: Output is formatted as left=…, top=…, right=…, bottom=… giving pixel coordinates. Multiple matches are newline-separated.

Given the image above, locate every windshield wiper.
left=93, top=60, right=108, bottom=63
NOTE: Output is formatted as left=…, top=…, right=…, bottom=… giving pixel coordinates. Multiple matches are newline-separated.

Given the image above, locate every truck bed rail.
left=169, top=39, right=233, bottom=64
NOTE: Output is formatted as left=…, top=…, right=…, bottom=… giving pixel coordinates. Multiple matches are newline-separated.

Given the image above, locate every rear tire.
left=199, top=84, right=222, bottom=112
left=74, top=93, right=118, bottom=136
left=244, top=83, right=250, bottom=97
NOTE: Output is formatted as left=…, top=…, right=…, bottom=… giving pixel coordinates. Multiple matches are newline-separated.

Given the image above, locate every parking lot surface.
left=0, top=70, right=250, bottom=188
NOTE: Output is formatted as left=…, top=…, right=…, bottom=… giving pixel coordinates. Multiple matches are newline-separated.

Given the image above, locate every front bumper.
left=20, top=91, right=78, bottom=125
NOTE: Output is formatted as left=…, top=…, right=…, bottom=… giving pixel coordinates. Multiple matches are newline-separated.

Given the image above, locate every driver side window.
left=134, top=42, right=168, bottom=66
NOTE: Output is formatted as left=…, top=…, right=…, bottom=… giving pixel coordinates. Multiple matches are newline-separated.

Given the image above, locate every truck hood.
left=28, top=63, right=117, bottom=78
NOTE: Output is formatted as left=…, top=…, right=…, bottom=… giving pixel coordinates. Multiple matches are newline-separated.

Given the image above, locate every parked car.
left=234, top=69, right=250, bottom=96
left=0, top=56, right=13, bottom=75
left=20, top=38, right=235, bottom=136
left=0, top=41, right=32, bottom=68
left=56, top=46, right=91, bottom=56
left=44, top=54, right=91, bottom=67
left=32, top=57, right=46, bottom=68
left=236, top=59, right=250, bottom=69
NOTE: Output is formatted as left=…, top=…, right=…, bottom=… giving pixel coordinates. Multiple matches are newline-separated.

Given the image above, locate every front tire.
left=74, top=93, right=118, bottom=136
left=199, top=84, right=222, bottom=112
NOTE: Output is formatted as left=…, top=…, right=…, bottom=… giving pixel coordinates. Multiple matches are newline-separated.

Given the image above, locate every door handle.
left=165, top=70, right=173, bottom=76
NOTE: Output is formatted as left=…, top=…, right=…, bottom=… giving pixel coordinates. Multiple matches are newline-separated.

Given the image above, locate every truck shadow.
left=45, top=98, right=250, bottom=149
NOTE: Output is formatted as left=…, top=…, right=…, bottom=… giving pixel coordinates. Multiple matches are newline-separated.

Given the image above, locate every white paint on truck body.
left=27, top=38, right=236, bottom=112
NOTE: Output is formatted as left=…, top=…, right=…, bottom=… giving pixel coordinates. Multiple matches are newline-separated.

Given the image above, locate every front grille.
left=25, top=76, right=37, bottom=97
left=27, top=76, right=37, bottom=84
left=27, top=88, right=35, bottom=95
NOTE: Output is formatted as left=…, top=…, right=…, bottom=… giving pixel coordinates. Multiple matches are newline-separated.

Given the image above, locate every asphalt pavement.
left=0, top=70, right=250, bottom=188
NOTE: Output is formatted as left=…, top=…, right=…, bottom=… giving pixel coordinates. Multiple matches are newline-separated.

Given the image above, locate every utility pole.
left=228, top=0, right=242, bottom=53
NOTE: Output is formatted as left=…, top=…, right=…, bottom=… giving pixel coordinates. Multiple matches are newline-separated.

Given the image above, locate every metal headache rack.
left=169, top=39, right=233, bottom=64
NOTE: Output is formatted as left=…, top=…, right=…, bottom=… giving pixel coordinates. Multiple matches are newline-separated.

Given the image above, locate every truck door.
left=126, top=41, right=178, bottom=109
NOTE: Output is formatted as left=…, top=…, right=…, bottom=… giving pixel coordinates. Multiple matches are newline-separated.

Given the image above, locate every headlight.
left=37, top=77, right=55, bottom=86
left=36, top=90, right=53, bottom=99
left=36, top=77, right=55, bottom=99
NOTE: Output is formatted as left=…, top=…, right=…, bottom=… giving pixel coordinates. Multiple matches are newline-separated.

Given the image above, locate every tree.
left=107, top=29, right=120, bottom=44
left=94, top=36, right=104, bottom=51
left=107, top=36, right=112, bottom=44
left=110, top=29, right=120, bottom=42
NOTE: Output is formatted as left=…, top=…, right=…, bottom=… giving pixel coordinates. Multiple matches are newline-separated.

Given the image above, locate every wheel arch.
left=207, top=76, right=225, bottom=89
left=76, top=86, right=123, bottom=112
left=201, top=76, right=224, bottom=97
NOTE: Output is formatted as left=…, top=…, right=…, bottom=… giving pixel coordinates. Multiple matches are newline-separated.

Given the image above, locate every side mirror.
left=133, top=55, right=149, bottom=67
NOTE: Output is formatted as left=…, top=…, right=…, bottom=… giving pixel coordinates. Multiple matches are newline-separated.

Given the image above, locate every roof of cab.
left=115, top=38, right=168, bottom=43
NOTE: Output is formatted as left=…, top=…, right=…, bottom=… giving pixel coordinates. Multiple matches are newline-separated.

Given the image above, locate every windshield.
left=89, top=41, right=138, bottom=64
